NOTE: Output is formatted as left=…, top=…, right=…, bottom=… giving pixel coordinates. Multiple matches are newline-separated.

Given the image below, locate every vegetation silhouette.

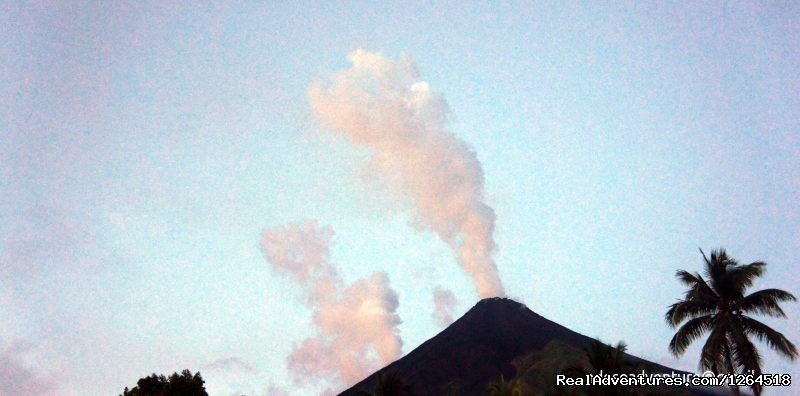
left=441, top=380, right=461, bottom=396
left=557, top=339, right=659, bottom=396
left=665, top=248, right=798, bottom=396
left=120, top=369, right=208, bottom=396
left=486, top=373, right=525, bottom=396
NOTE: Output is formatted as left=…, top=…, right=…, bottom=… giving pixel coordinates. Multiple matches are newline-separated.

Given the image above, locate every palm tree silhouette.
left=487, top=374, right=525, bottom=396
left=441, top=380, right=460, bottom=396
left=560, top=339, right=644, bottom=396
left=665, top=248, right=797, bottom=395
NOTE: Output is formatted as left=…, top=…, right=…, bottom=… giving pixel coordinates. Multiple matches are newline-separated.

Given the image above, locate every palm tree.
left=487, top=374, right=525, bottom=396
left=665, top=248, right=798, bottom=395
left=441, top=380, right=460, bottom=396
left=560, top=339, right=644, bottom=396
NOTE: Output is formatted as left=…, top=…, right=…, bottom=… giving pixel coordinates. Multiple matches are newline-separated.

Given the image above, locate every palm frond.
left=728, top=261, right=766, bottom=294
left=666, top=298, right=718, bottom=327
left=668, top=315, right=715, bottom=356
left=699, top=324, right=727, bottom=372
left=698, top=248, right=712, bottom=267
left=728, top=326, right=763, bottom=396
left=728, top=320, right=762, bottom=375
left=738, top=315, right=798, bottom=361
left=676, top=270, right=702, bottom=287
left=692, top=272, right=719, bottom=300
left=737, top=288, right=796, bottom=318
left=674, top=270, right=719, bottom=305
left=587, top=339, right=630, bottom=374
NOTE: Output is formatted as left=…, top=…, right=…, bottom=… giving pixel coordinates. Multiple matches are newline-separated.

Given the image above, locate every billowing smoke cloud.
left=261, top=221, right=402, bottom=391
left=432, top=287, right=458, bottom=327
left=309, top=49, right=504, bottom=298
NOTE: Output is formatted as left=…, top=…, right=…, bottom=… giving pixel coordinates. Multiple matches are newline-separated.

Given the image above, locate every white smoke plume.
left=309, top=49, right=505, bottom=298
left=432, top=287, right=458, bottom=327
left=261, top=220, right=403, bottom=391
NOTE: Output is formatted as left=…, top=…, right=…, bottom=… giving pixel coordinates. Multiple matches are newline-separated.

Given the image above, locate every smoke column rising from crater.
left=309, top=50, right=505, bottom=298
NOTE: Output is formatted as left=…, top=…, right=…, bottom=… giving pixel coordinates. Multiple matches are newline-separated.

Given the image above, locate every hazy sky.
left=2, top=2, right=799, bottom=395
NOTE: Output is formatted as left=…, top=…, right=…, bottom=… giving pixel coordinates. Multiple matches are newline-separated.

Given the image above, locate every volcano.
left=339, top=297, right=727, bottom=396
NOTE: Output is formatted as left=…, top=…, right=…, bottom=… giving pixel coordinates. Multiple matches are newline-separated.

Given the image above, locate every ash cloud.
left=309, top=49, right=504, bottom=298
left=261, top=221, right=402, bottom=391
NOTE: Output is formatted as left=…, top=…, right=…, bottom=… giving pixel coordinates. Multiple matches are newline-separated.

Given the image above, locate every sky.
left=1, top=1, right=799, bottom=395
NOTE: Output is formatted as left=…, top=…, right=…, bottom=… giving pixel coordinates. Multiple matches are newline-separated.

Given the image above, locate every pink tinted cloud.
left=309, top=49, right=504, bottom=298
left=261, top=221, right=402, bottom=391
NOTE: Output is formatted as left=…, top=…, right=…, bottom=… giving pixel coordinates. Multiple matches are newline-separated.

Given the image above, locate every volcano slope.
left=340, top=297, right=728, bottom=396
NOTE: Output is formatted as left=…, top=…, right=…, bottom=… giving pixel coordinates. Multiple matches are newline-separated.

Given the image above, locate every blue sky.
left=2, top=2, right=798, bottom=395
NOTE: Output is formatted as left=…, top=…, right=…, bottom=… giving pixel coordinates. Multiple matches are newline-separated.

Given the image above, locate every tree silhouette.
left=120, top=369, right=208, bottom=396
left=487, top=374, right=525, bottom=396
left=560, top=339, right=646, bottom=396
left=665, top=248, right=797, bottom=395
left=441, top=380, right=460, bottom=396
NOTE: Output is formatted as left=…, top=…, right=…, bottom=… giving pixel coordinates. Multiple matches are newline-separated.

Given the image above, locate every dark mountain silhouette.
left=340, top=297, right=728, bottom=396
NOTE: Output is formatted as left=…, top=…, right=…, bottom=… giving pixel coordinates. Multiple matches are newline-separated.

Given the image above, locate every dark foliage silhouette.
left=486, top=373, right=525, bottom=396
left=120, top=369, right=208, bottom=396
left=559, top=339, right=651, bottom=396
left=665, top=248, right=797, bottom=395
